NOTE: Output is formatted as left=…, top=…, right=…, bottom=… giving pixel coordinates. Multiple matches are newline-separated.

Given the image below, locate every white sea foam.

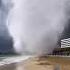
left=0, top=56, right=31, bottom=66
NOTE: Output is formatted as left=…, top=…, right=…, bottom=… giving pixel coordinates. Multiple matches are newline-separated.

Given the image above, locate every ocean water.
left=0, top=55, right=31, bottom=66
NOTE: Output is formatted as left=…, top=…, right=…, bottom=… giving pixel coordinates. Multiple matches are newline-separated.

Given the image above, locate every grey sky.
left=8, top=0, right=69, bottom=55
left=0, top=0, right=14, bottom=53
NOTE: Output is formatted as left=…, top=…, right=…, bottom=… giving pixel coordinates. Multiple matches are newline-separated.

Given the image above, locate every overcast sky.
left=0, top=0, right=14, bottom=53
left=0, top=0, right=70, bottom=54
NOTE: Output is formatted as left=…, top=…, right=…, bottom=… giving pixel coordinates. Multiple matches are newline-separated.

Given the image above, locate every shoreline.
left=0, top=56, right=31, bottom=66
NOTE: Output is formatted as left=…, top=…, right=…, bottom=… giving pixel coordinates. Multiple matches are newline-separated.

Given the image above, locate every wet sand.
left=0, top=56, right=70, bottom=70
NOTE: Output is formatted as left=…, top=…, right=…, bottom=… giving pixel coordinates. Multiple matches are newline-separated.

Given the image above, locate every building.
left=61, top=38, right=70, bottom=48
left=52, top=38, right=70, bottom=55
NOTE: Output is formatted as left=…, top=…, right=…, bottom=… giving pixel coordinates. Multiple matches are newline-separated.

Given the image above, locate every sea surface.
left=0, top=55, right=31, bottom=66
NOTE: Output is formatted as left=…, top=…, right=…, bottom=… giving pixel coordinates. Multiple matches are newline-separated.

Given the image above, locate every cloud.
left=8, top=0, right=69, bottom=55
left=0, top=0, right=14, bottom=53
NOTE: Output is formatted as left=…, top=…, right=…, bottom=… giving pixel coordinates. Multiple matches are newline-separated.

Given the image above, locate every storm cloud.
left=0, top=0, right=14, bottom=53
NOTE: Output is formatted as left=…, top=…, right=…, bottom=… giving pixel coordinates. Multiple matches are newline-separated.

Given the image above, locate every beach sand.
left=0, top=56, right=70, bottom=70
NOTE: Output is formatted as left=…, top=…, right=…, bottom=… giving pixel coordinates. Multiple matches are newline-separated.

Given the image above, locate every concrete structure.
left=52, top=38, right=70, bottom=55
left=61, top=38, right=70, bottom=48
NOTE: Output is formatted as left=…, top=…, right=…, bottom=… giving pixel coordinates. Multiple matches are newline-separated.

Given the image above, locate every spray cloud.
left=7, top=0, right=69, bottom=55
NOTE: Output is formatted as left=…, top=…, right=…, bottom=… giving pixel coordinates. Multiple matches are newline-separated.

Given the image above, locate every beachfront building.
left=52, top=38, right=70, bottom=55
left=61, top=38, right=70, bottom=48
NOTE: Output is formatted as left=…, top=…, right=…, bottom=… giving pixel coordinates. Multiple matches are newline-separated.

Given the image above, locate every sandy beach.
left=0, top=56, right=70, bottom=70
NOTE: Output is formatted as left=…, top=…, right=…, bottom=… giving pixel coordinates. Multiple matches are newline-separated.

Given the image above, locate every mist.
left=7, top=0, right=69, bottom=55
